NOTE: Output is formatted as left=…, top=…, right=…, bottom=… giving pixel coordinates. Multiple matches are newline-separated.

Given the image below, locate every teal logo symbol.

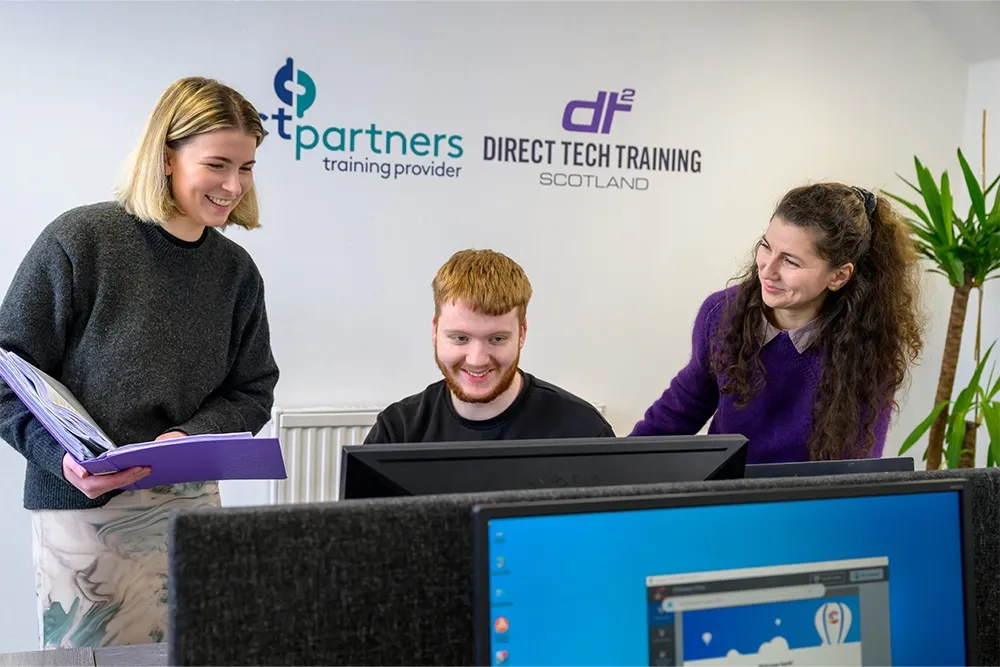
left=273, top=57, right=315, bottom=119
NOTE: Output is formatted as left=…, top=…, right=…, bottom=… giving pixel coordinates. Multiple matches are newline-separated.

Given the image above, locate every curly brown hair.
left=710, top=183, right=924, bottom=460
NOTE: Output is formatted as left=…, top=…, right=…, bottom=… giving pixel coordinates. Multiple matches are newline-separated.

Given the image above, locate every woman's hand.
left=155, top=430, right=187, bottom=441
left=62, top=452, right=151, bottom=499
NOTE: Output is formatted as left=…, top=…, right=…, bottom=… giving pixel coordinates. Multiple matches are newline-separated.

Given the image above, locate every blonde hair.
left=432, top=249, right=533, bottom=323
left=115, top=76, right=265, bottom=230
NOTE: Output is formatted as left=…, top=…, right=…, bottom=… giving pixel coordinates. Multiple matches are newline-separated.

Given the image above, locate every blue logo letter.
left=274, top=57, right=316, bottom=119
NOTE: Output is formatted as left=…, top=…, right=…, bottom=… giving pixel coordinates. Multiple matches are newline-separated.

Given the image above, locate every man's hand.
left=62, top=452, right=151, bottom=499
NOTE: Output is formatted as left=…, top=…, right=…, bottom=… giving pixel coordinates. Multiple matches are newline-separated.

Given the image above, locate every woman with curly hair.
left=631, top=183, right=924, bottom=462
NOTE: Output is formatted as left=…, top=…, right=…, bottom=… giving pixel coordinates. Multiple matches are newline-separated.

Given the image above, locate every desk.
left=0, top=643, right=167, bottom=667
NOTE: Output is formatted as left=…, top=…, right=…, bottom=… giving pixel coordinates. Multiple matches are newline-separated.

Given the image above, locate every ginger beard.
left=435, top=345, right=521, bottom=404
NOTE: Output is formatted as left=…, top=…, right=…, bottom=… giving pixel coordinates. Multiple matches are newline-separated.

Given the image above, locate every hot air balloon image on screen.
left=815, top=600, right=853, bottom=645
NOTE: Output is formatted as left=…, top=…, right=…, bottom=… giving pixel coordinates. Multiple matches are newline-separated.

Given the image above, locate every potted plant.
left=882, top=111, right=1000, bottom=468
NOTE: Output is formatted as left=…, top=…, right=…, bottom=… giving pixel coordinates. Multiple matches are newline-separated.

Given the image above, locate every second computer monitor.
left=339, top=434, right=749, bottom=499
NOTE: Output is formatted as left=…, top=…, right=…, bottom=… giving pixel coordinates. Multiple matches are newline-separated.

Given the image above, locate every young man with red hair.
left=364, top=249, right=614, bottom=444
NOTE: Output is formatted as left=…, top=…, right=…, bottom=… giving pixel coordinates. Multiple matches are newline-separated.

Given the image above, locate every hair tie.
left=853, top=186, right=877, bottom=216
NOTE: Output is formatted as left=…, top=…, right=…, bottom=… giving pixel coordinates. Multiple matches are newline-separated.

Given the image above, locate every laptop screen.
left=474, top=481, right=973, bottom=666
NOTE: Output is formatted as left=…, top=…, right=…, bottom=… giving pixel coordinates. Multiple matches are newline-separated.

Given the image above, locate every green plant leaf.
left=884, top=191, right=933, bottom=229
left=898, top=400, right=950, bottom=455
left=965, top=202, right=978, bottom=230
left=958, top=148, right=987, bottom=225
left=979, top=342, right=1000, bottom=400
left=945, top=403, right=969, bottom=469
left=985, top=359, right=1000, bottom=402
left=958, top=344, right=995, bottom=412
left=896, top=173, right=922, bottom=197
left=974, top=342, right=995, bottom=387
left=944, top=350, right=991, bottom=469
left=953, top=212, right=975, bottom=242
left=951, top=385, right=976, bottom=422
left=985, top=172, right=1000, bottom=199
left=989, top=365, right=1000, bottom=402
left=948, top=258, right=966, bottom=285
left=905, top=221, right=938, bottom=246
left=914, top=156, right=948, bottom=242
left=940, top=171, right=954, bottom=236
left=985, top=402, right=1000, bottom=467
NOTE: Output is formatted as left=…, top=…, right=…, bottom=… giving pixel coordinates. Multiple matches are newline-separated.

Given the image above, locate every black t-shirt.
left=363, top=371, right=615, bottom=444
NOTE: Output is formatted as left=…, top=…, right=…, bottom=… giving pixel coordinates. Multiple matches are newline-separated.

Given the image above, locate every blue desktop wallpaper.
left=485, top=491, right=967, bottom=666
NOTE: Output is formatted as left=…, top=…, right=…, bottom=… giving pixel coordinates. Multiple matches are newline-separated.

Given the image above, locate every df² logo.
left=562, top=88, right=635, bottom=134
left=274, top=57, right=315, bottom=119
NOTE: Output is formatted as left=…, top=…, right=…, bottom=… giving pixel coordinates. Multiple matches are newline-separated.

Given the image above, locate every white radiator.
left=268, top=406, right=382, bottom=504
left=268, top=401, right=607, bottom=505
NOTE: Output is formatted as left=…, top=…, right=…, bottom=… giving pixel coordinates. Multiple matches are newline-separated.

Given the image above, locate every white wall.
left=0, top=1, right=970, bottom=652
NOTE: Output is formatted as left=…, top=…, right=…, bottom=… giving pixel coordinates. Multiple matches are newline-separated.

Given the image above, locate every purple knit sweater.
left=629, top=287, right=890, bottom=463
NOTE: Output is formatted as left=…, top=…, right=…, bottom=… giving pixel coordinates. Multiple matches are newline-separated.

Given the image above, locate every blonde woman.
left=0, top=77, right=279, bottom=648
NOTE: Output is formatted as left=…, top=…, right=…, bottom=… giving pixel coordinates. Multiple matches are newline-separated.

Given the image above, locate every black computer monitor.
left=473, top=478, right=976, bottom=666
left=339, top=435, right=748, bottom=499
left=745, top=456, right=915, bottom=479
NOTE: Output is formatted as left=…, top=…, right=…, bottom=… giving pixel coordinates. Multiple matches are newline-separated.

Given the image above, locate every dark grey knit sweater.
left=0, top=202, right=279, bottom=510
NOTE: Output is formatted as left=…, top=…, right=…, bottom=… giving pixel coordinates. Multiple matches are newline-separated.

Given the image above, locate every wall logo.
left=482, top=87, right=702, bottom=192
left=260, top=57, right=465, bottom=182
left=562, top=89, right=634, bottom=134
left=274, top=57, right=315, bottom=119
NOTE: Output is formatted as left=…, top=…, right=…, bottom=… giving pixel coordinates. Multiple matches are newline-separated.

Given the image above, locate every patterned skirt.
left=30, top=482, right=221, bottom=649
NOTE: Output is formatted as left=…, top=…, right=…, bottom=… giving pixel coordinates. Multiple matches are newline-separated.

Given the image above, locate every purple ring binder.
left=0, top=347, right=286, bottom=490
